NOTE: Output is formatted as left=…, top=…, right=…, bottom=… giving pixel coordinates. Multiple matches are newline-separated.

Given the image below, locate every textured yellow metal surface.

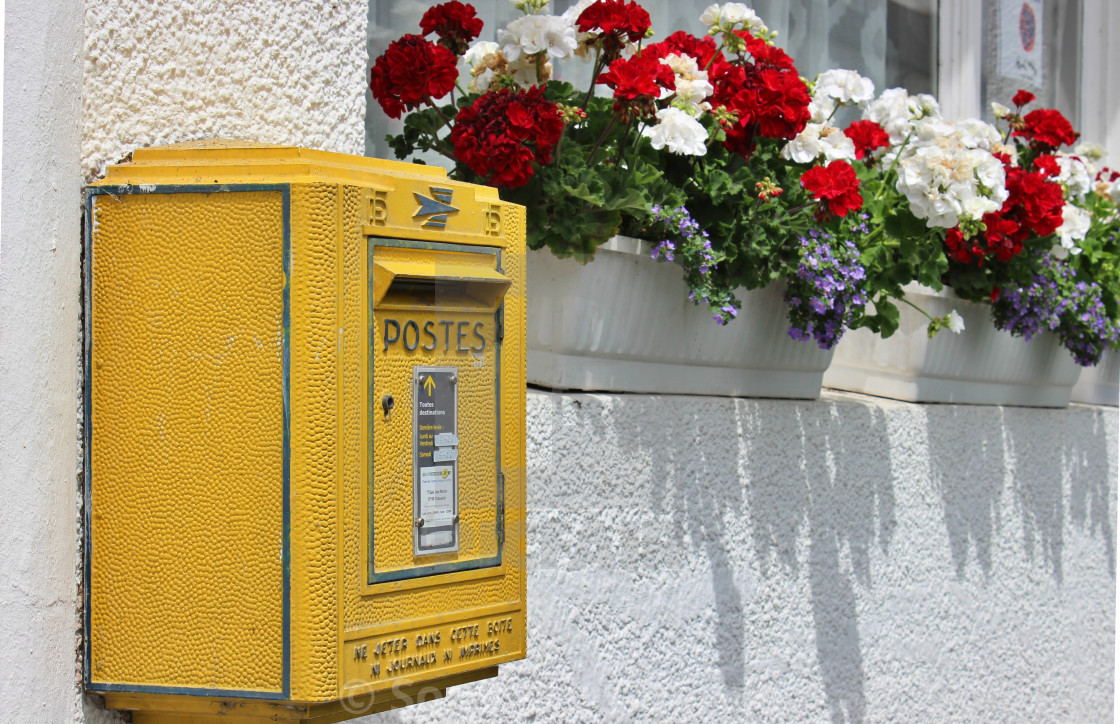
left=88, top=190, right=285, bottom=692
left=88, top=141, right=526, bottom=720
left=288, top=183, right=343, bottom=700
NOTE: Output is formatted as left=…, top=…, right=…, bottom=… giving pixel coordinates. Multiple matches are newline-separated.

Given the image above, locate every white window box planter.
left=526, top=236, right=833, bottom=398
left=822, top=283, right=1080, bottom=407
left=1071, top=349, right=1119, bottom=406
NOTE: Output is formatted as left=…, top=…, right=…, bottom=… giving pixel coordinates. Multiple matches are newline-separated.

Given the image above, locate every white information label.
left=434, top=432, right=459, bottom=447
left=419, top=466, right=455, bottom=526
left=433, top=447, right=458, bottom=463
left=998, top=0, right=1043, bottom=87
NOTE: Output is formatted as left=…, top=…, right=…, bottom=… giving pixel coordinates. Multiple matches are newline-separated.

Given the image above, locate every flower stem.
left=582, top=48, right=604, bottom=111
left=873, top=131, right=912, bottom=203
left=427, top=100, right=454, bottom=132
left=616, top=120, right=633, bottom=166
left=783, top=201, right=819, bottom=218
left=586, top=116, right=617, bottom=167
left=897, top=295, right=936, bottom=322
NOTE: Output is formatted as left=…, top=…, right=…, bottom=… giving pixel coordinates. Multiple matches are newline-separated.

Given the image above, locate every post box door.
left=368, top=240, right=509, bottom=583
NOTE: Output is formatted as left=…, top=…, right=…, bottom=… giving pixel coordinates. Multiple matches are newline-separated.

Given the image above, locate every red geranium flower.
left=944, top=228, right=977, bottom=264
left=739, top=33, right=795, bottom=71
left=712, top=59, right=810, bottom=159
left=801, top=160, right=863, bottom=220
left=1033, top=153, right=1060, bottom=177
left=646, top=31, right=723, bottom=67
left=450, top=86, right=564, bottom=189
left=708, top=35, right=810, bottom=159
left=844, top=120, right=890, bottom=160
left=1011, top=89, right=1035, bottom=107
left=577, top=0, right=651, bottom=59
left=370, top=35, right=458, bottom=119
left=420, top=1, right=483, bottom=55
left=1010, top=168, right=1065, bottom=236
left=980, top=211, right=1024, bottom=262
left=597, top=53, right=675, bottom=101
left=1012, top=108, right=1079, bottom=150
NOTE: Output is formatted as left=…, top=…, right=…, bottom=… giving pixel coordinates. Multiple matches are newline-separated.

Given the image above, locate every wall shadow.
left=1064, top=408, right=1116, bottom=578
left=609, top=394, right=897, bottom=721
left=925, top=405, right=1009, bottom=579
left=927, top=404, right=1115, bottom=584
left=740, top=398, right=894, bottom=724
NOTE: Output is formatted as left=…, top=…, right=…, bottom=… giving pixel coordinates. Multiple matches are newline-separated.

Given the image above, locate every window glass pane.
left=366, top=1, right=939, bottom=158
left=885, top=0, right=937, bottom=94
left=982, top=0, right=1082, bottom=126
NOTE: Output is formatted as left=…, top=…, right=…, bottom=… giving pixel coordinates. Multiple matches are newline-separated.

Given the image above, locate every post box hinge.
left=496, top=303, right=505, bottom=344
left=497, top=471, right=505, bottom=548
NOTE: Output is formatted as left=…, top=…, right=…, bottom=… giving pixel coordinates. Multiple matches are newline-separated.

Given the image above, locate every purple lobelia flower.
left=993, top=251, right=1119, bottom=366
left=783, top=230, right=870, bottom=349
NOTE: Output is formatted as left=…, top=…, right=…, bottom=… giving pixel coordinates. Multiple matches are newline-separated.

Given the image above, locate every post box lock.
left=83, top=141, right=526, bottom=724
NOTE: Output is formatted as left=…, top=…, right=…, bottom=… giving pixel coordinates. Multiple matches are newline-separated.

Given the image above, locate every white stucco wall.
left=81, top=0, right=368, bottom=182
left=0, top=0, right=103, bottom=722
left=359, top=390, right=1116, bottom=723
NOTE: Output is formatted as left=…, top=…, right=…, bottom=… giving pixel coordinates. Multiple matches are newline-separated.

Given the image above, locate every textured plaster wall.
left=361, top=390, right=1116, bottom=723
left=81, top=0, right=368, bottom=182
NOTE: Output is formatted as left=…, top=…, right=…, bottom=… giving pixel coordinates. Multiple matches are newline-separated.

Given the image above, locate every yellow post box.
left=83, top=140, right=526, bottom=722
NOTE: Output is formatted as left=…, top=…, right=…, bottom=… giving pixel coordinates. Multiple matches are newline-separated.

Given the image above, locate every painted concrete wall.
left=359, top=391, right=1116, bottom=723
left=0, top=0, right=93, bottom=722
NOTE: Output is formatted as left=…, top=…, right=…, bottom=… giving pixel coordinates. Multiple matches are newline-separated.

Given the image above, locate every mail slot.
left=83, top=141, right=526, bottom=723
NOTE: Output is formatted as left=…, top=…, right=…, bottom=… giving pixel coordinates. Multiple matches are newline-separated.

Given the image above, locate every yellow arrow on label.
left=423, top=375, right=436, bottom=397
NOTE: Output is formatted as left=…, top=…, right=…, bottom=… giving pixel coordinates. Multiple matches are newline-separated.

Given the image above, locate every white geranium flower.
left=464, top=41, right=502, bottom=93
left=808, top=95, right=836, bottom=124
left=947, top=310, right=965, bottom=333
left=781, top=129, right=820, bottom=164
left=470, top=66, right=497, bottom=93
left=1056, top=203, right=1090, bottom=254
left=1074, top=141, right=1105, bottom=160
left=700, top=3, right=721, bottom=25
left=661, top=53, right=713, bottom=109
left=499, top=13, right=578, bottom=63
left=908, top=93, right=941, bottom=120
left=464, top=41, right=500, bottom=69
left=781, top=123, right=854, bottom=164
left=953, top=118, right=1002, bottom=151
left=893, top=136, right=1008, bottom=229
left=961, top=194, right=999, bottom=221
left=507, top=55, right=550, bottom=87
left=818, top=126, right=856, bottom=162
left=864, top=88, right=913, bottom=145
left=1055, top=154, right=1093, bottom=200
left=700, top=3, right=766, bottom=34
left=990, top=101, right=1010, bottom=119
left=643, top=107, right=708, bottom=156
left=970, top=148, right=1008, bottom=201
left=814, top=69, right=875, bottom=107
